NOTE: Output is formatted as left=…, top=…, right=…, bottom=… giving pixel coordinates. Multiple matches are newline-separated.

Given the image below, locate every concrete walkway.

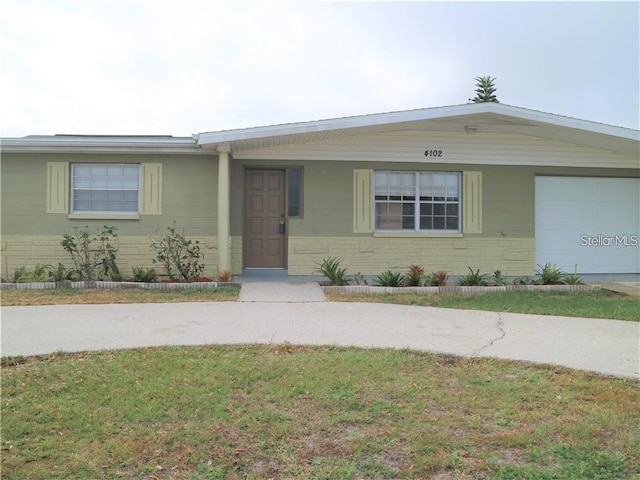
left=238, top=282, right=325, bottom=302
left=595, top=281, right=640, bottom=297
left=2, top=299, right=638, bottom=379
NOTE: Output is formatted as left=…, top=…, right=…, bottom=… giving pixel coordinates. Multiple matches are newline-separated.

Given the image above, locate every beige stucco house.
left=1, top=103, right=639, bottom=279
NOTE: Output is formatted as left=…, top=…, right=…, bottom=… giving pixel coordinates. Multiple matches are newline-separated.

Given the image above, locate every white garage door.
left=535, top=176, right=639, bottom=274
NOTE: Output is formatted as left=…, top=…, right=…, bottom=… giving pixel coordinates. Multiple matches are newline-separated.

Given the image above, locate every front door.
left=244, top=169, right=287, bottom=268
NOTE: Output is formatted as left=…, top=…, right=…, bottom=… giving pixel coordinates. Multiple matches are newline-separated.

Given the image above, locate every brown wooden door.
left=244, top=170, right=286, bottom=268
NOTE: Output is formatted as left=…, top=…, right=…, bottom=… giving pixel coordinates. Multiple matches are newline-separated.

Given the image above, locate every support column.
left=217, top=144, right=231, bottom=272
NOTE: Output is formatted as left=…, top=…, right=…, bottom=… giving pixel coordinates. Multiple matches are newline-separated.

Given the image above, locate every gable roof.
left=196, top=103, right=639, bottom=156
left=1, top=103, right=638, bottom=156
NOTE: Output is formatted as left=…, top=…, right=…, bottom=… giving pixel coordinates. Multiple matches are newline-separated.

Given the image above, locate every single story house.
left=1, top=103, right=639, bottom=279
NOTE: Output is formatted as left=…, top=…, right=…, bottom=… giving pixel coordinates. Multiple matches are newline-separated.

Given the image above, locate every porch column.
left=217, top=144, right=231, bottom=272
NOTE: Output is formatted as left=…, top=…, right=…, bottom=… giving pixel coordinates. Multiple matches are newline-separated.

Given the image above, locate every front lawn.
left=2, top=345, right=638, bottom=479
left=0, top=286, right=239, bottom=306
left=2, top=287, right=637, bottom=321
left=325, top=290, right=640, bottom=321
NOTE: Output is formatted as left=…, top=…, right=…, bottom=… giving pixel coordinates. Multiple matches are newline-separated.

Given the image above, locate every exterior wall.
left=234, top=130, right=638, bottom=169
left=3, top=131, right=638, bottom=279
left=287, top=236, right=535, bottom=276
left=230, top=157, right=638, bottom=276
left=1, top=152, right=221, bottom=278
left=231, top=235, right=243, bottom=274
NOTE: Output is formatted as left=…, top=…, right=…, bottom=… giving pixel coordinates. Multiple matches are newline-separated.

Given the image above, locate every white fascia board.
left=0, top=135, right=204, bottom=154
left=196, top=104, right=477, bottom=145
left=480, top=103, right=640, bottom=141
left=196, top=103, right=640, bottom=146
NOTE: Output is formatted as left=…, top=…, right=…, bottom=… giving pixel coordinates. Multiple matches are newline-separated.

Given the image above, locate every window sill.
left=373, top=232, right=463, bottom=238
left=68, top=213, right=140, bottom=220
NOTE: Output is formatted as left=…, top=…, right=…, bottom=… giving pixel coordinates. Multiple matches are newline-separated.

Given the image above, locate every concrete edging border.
left=322, top=284, right=600, bottom=294
left=0, top=282, right=602, bottom=294
left=0, top=281, right=240, bottom=291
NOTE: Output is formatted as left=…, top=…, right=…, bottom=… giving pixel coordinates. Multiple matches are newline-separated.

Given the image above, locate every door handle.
left=279, top=214, right=285, bottom=234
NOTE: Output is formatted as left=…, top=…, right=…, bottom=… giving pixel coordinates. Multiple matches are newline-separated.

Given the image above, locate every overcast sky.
left=1, top=1, right=638, bottom=138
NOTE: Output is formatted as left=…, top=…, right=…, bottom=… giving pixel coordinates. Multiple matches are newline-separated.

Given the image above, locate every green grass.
left=3, top=287, right=637, bottom=322
left=325, top=290, right=640, bottom=321
left=2, top=346, right=638, bottom=479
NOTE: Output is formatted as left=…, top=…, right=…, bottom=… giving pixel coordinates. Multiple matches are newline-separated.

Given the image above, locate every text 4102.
left=424, top=149, right=443, bottom=158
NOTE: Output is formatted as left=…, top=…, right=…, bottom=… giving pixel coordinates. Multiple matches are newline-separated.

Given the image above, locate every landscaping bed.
left=323, top=284, right=600, bottom=294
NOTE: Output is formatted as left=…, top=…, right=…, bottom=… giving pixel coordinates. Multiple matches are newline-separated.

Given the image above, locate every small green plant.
left=536, top=263, right=567, bottom=285
left=375, top=270, right=404, bottom=287
left=563, top=274, right=583, bottom=285
left=24, top=264, right=53, bottom=282
left=216, top=270, right=234, bottom=282
left=131, top=267, right=157, bottom=283
left=420, top=271, right=448, bottom=286
left=513, top=276, right=535, bottom=285
left=404, top=265, right=424, bottom=286
left=350, top=272, right=367, bottom=285
left=458, top=267, right=489, bottom=286
left=10, top=266, right=28, bottom=283
left=61, top=225, right=120, bottom=281
left=51, top=263, right=73, bottom=282
left=493, top=269, right=508, bottom=286
left=315, top=257, right=348, bottom=286
left=151, top=223, right=205, bottom=282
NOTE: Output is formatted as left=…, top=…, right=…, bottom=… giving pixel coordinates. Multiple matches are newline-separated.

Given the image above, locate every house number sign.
left=424, top=149, right=444, bottom=158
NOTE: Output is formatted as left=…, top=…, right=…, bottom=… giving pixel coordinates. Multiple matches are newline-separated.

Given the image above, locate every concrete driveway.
left=2, top=300, right=638, bottom=379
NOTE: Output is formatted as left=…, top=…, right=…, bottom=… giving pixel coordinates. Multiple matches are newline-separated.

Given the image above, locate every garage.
left=535, top=176, right=639, bottom=274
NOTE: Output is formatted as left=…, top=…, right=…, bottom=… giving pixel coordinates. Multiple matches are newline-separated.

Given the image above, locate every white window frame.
left=71, top=163, right=141, bottom=215
left=374, top=171, right=461, bottom=233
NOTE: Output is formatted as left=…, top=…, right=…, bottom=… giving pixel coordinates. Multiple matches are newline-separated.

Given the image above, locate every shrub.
left=97, top=225, right=121, bottom=281
left=151, top=223, right=205, bottom=282
left=315, top=257, right=349, bottom=286
left=132, top=267, right=157, bottom=283
left=404, top=265, right=424, bottom=286
left=376, top=270, right=404, bottom=287
left=513, top=276, right=535, bottom=285
left=536, top=263, right=567, bottom=285
left=458, top=267, right=489, bottom=286
left=61, top=225, right=120, bottom=281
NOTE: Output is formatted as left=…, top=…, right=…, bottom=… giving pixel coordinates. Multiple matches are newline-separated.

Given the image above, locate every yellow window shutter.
left=141, top=163, right=162, bottom=215
left=463, top=171, right=482, bottom=233
left=46, top=162, right=69, bottom=213
left=353, top=169, right=373, bottom=233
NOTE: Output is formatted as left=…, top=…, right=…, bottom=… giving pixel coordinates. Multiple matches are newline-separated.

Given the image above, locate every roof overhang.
left=2, top=104, right=638, bottom=157
left=196, top=103, right=640, bottom=156
left=0, top=135, right=205, bottom=155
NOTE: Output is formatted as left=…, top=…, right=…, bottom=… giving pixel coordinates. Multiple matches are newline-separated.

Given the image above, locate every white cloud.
left=1, top=1, right=637, bottom=137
